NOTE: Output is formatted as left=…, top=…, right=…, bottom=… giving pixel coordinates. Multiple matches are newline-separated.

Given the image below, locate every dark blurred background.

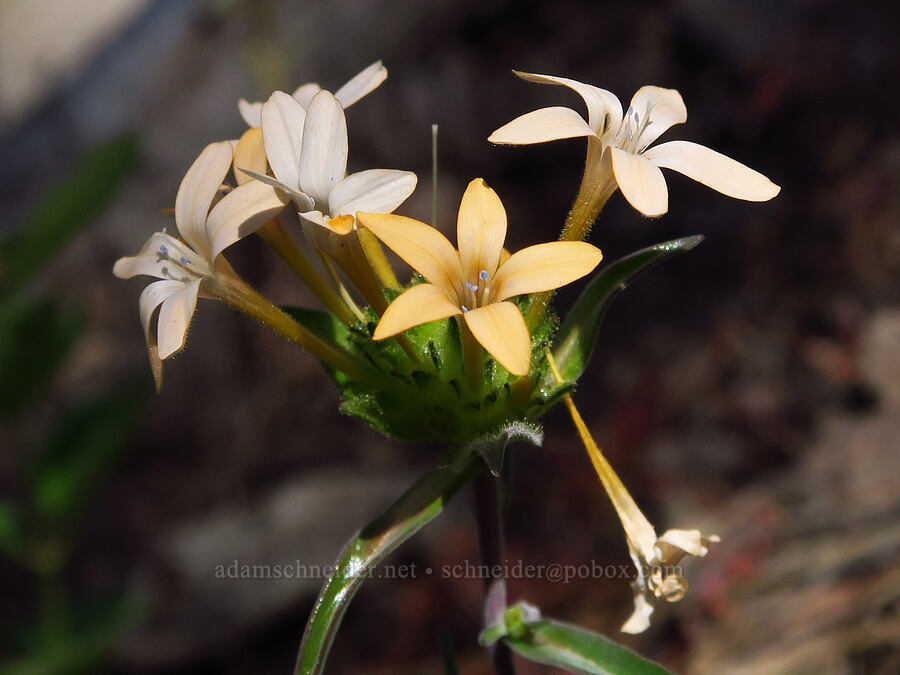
left=1, top=0, right=898, bottom=673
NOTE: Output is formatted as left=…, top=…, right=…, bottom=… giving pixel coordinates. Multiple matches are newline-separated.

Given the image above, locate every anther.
left=159, top=245, right=168, bottom=254
left=180, top=256, right=191, bottom=265
left=465, top=281, right=479, bottom=291
left=479, top=270, right=490, bottom=281
left=461, top=305, right=469, bottom=313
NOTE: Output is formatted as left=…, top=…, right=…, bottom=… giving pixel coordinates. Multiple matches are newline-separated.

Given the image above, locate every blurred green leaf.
left=0, top=297, right=83, bottom=418
left=295, top=452, right=481, bottom=675
left=548, top=236, right=704, bottom=386
left=0, top=501, right=22, bottom=558
left=32, top=387, right=147, bottom=525
left=481, top=604, right=671, bottom=675
left=0, top=594, right=145, bottom=675
left=0, top=133, right=140, bottom=293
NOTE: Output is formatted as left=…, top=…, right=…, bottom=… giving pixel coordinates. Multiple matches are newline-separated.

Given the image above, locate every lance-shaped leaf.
left=549, top=236, right=703, bottom=386
left=481, top=603, right=671, bottom=675
left=295, top=454, right=481, bottom=675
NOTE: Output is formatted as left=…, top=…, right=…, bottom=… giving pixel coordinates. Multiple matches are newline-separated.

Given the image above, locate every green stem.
left=257, top=219, right=357, bottom=325
left=294, top=455, right=481, bottom=675
left=210, top=265, right=375, bottom=383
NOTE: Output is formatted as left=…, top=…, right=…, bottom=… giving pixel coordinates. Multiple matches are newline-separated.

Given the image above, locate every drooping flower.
left=357, top=179, right=603, bottom=376
left=244, top=86, right=416, bottom=237
left=237, top=60, right=388, bottom=127
left=546, top=352, right=720, bottom=634
left=489, top=71, right=780, bottom=218
left=113, top=141, right=288, bottom=387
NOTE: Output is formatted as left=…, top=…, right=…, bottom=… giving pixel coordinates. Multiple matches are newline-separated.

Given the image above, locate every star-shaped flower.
left=237, top=60, right=387, bottom=127
left=489, top=71, right=780, bottom=217
left=113, top=141, right=287, bottom=387
left=244, top=86, right=416, bottom=236
left=357, top=179, right=603, bottom=376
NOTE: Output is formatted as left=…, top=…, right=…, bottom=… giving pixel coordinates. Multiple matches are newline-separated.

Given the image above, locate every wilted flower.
left=489, top=71, right=780, bottom=219
left=358, top=179, right=603, bottom=375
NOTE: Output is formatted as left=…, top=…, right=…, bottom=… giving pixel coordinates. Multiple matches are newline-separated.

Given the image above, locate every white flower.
left=237, top=60, right=388, bottom=127
left=113, top=142, right=287, bottom=387
left=243, top=86, right=416, bottom=236
left=489, top=71, right=780, bottom=217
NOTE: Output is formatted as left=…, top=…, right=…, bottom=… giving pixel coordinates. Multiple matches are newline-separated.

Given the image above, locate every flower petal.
left=291, top=82, right=322, bottom=108
left=628, top=86, right=687, bottom=148
left=328, top=169, right=417, bottom=218
left=513, top=71, right=623, bottom=134
left=233, top=127, right=268, bottom=185
left=174, top=141, right=233, bottom=256
left=206, top=180, right=289, bottom=260
left=299, top=210, right=355, bottom=236
left=237, top=168, right=314, bottom=211
left=334, top=60, right=387, bottom=108
left=299, top=90, right=348, bottom=207
left=139, top=279, right=183, bottom=390
left=113, top=232, right=209, bottom=281
left=621, top=588, right=654, bottom=635
left=356, top=212, right=463, bottom=299
left=261, top=91, right=306, bottom=190
left=373, top=283, right=462, bottom=339
left=643, top=140, right=780, bottom=202
left=488, top=107, right=596, bottom=145
left=238, top=99, right=262, bottom=127
left=456, top=178, right=507, bottom=284
left=157, top=278, right=201, bottom=359
left=490, top=241, right=603, bottom=302
left=610, top=147, right=669, bottom=216
left=463, top=302, right=531, bottom=376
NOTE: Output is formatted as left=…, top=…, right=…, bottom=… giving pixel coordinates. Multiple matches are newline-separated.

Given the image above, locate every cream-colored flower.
left=113, top=141, right=287, bottom=387
left=489, top=71, right=780, bottom=217
left=357, top=179, right=603, bottom=376
left=237, top=60, right=387, bottom=127
left=244, top=86, right=416, bottom=236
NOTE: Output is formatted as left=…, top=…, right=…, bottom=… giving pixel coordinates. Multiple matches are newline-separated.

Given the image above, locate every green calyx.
left=287, top=293, right=566, bottom=443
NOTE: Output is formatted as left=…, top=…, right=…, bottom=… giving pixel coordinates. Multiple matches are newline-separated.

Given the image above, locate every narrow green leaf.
left=0, top=501, right=22, bottom=557
left=1, top=132, right=140, bottom=293
left=295, top=453, right=481, bottom=675
left=549, top=236, right=704, bottom=384
left=483, top=605, right=671, bottom=675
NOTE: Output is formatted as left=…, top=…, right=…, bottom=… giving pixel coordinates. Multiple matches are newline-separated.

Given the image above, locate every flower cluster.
left=114, top=63, right=778, bottom=634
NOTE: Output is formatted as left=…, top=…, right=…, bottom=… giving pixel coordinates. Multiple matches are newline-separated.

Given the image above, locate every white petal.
left=488, top=107, right=596, bottom=145
left=236, top=168, right=315, bottom=211
left=206, top=180, right=289, bottom=260
left=628, top=86, right=687, bottom=148
left=610, top=147, right=669, bottom=217
left=621, top=587, right=654, bottom=634
left=261, top=91, right=306, bottom=190
left=157, top=278, right=202, bottom=359
left=174, top=141, right=233, bottom=257
left=513, top=70, right=623, bottom=134
left=238, top=98, right=262, bottom=127
left=233, top=127, right=267, bottom=185
left=643, top=140, right=781, bottom=202
left=299, top=90, right=348, bottom=207
left=291, top=82, right=322, bottom=108
left=138, top=279, right=184, bottom=390
left=113, top=232, right=209, bottom=281
left=334, top=60, right=387, bottom=108
left=329, top=169, right=417, bottom=218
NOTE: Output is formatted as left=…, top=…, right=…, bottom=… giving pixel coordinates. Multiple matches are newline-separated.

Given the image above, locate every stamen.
left=465, top=280, right=479, bottom=291
left=634, top=112, right=640, bottom=124
left=159, top=245, right=168, bottom=254
left=180, top=256, right=191, bottom=265
left=461, top=305, right=469, bottom=313
left=627, top=126, right=633, bottom=140
left=479, top=270, right=490, bottom=281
